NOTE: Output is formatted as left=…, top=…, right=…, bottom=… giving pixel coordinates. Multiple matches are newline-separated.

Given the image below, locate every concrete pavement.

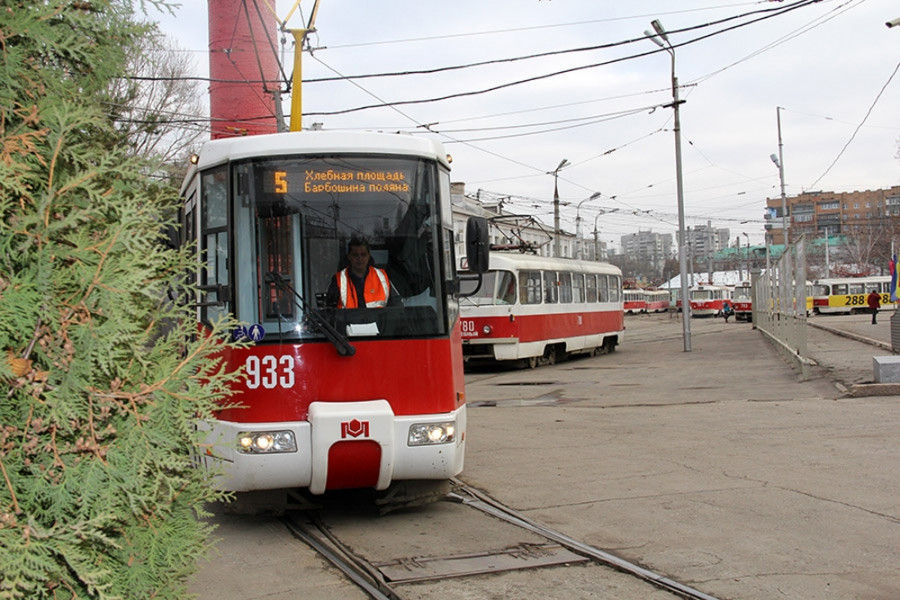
left=190, top=314, right=900, bottom=600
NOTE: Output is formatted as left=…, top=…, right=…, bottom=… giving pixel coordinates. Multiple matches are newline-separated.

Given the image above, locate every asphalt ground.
left=189, top=313, right=900, bottom=600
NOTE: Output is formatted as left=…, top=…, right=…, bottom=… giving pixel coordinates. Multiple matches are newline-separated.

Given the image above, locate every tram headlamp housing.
left=408, top=422, right=456, bottom=446
left=237, top=430, right=297, bottom=454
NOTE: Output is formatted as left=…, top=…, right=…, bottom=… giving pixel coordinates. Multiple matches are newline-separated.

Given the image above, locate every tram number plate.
left=245, top=355, right=295, bottom=389
left=460, top=319, right=478, bottom=338
left=843, top=294, right=889, bottom=306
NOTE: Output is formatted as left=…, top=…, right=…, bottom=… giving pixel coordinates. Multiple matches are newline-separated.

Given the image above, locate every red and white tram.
left=731, top=283, right=753, bottom=321
left=645, top=289, right=671, bottom=313
left=180, top=131, right=487, bottom=501
left=623, top=289, right=647, bottom=314
left=458, top=253, right=624, bottom=368
left=689, top=284, right=731, bottom=317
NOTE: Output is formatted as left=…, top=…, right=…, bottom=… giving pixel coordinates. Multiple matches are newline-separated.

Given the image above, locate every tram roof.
left=465, top=252, right=622, bottom=276
left=193, top=130, right=451, bottom=170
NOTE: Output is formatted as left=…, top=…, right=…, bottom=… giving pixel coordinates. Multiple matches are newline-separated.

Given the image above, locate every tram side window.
left=585, top=274, right=597, bottom=302
left=572, top=273, right=585, bottom=303
left=833, top=284, right=848, bottom=295
left=521, top=270, right=542, bottom=304
left=559, top=272, right=573, bottom=303
left=200, top=167, right=229, bottom=325
left=543, top=271, right=558, bottom=304
left=609, top=275, right=622, bottom=303
left=597, top=274, right=609, bottom=302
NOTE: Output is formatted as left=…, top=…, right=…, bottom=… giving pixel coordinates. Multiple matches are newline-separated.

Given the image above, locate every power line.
left=807, top=56, right=900, bottom=190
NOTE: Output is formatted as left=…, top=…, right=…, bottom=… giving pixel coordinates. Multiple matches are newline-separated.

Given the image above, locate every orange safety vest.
left=336, top=267, right=390, bottom=308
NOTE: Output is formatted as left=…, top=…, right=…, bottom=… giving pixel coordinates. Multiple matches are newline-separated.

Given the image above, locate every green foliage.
left=0, top=3, right=241, bottom=598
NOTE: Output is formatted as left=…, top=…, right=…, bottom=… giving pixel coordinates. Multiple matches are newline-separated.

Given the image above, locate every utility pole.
left=645, top=18, right=691, bottom=351
left=771, top=106, right=788, bottom=246
left=549, top=159, right=570, bottom=258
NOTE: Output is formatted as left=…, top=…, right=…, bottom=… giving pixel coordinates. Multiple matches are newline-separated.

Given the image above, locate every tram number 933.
left=843, top=293, right=889, bottom=306
left=244, top=355, right=295, bottom=390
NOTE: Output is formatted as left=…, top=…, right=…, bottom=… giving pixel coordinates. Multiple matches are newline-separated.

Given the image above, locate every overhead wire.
left=807, top=56, right=900, bottom=190
left=302, top=0, right=822, bottom=116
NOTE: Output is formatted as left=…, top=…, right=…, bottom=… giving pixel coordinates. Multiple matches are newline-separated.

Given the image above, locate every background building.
left=765, top=185, right=900, bottom=245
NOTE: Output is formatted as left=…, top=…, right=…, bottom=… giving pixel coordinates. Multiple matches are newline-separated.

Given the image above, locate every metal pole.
left=647, top=19, right=691, bottom=351
left=553, top=173, right=561, bottom=257
left=776, top=106, right=787, bottom=246
left=674, top=68, right=692, bottom=351
left=550, top=159, right=569, bottom=258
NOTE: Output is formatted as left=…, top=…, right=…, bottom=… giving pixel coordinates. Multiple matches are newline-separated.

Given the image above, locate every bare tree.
left=107, top=33, right=207, bottom=166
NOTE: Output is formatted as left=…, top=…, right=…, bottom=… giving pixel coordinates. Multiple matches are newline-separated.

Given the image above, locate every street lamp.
left=592, top=208, right=619, bottom=261
left=645, top=18, right=691, bottom=352
left=549, top=158, right=570, bottom=257
left=575, top=192, right=602, bottom=260
left=770, top=107, right=788, bottom=246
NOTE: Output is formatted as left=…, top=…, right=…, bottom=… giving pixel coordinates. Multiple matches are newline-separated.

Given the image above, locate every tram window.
left=521, top=270, right=542, bottom=304
left=848, top=284, right=865, bottom=295
left=230, top=155, right=447, bottom=339
left=543, top=271, right=558, bottom=304
left=496, top=270, right=517, bottom=305
left=461, top=270, right=497, bottom=305
left=559, top=272, right=573, bottom=303
left=572, top=273, right=585, bottom=303
left=609, top=276, right=621, bottom=302
left=597, top=274, right=609, bottom=302
left=832, top=284, right=847, bottom=295
left=585, top=274, right=597, bottom=302
left=200, top=167, right=229, bottom=324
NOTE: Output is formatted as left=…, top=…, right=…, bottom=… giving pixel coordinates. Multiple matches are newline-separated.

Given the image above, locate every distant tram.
left=731, top=283, right=753, bottom=321
left=624, top=289, right=647, bottom=314
left=812, top=276, right=898, bottom=314
left=690, top=284, right=731, bottom=317
left=645, top=289, right=671, bottom=313
left=459, top=253, right=624, bottom=368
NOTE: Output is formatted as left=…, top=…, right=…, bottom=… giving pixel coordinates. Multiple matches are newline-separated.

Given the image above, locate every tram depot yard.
left=191, top=314, right=900, bottom=600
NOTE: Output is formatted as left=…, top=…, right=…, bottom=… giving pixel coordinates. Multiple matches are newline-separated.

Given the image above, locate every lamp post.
left=770, top=106, right=788, bottom=246
left=549, top=158, right=570, bottom=257
left=592, top=208, right=619, bottom=261
left=576, top=192, right=602, bottom=260
left=645, top=18, right=691, bottom=352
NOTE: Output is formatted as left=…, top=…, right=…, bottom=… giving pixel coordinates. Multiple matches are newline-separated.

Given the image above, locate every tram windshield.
left=203, top=154, right=450, bottom=341
left=459, top=270, right=517, bottom=306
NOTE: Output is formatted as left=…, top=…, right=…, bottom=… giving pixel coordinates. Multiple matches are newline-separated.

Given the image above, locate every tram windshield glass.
left=207, top=154, right=449, bottom=341
left=459, top=270, right=516, bottom=306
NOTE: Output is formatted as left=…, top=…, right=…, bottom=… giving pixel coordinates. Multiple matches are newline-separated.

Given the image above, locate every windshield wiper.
left=264, top=272, right=356, bottom=357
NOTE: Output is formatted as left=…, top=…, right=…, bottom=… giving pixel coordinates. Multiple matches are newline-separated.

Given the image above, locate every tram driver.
left=325, top=236, right=401, bottom=309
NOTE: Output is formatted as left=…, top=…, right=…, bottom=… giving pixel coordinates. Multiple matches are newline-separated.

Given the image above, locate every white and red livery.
left=624, top=289, right=647, bottom=314
left=689, top=284, right=731, bottom=317
left=459, top=253, right=624, bottom=368
left=180, top=131, right=486, bottom=498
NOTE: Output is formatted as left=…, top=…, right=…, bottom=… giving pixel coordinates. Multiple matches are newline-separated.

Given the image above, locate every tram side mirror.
left=465, top=217, right=489, bottom=274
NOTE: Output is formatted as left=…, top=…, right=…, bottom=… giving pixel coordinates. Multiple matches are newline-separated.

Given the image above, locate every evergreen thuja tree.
left=0, top=3, right=241, bottom=598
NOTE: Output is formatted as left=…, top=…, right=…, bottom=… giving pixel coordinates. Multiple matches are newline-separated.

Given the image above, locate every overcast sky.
left=151, top=0, right=900, bottom=249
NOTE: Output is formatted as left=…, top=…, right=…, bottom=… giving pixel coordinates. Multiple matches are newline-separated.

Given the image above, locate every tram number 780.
left=245, top=355, right=295, bottom=389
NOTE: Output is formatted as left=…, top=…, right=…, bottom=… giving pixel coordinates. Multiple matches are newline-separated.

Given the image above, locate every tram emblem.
left=341, top=419, right=370, bottom=439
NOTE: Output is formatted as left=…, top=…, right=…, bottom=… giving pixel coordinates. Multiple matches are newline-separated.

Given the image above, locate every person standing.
left=866, top=289, right=881, bottom=325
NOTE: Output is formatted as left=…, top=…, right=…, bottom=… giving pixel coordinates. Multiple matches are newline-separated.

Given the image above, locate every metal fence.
left=752, top=235, right=812, bottom=380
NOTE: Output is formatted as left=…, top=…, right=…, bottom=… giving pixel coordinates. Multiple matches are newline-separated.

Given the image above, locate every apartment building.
left=765, top=185, right=900, bottom=245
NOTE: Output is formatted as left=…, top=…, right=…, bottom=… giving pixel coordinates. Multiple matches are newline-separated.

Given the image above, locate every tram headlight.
left=237, top=430, right=297, bottom=454
left=408, top=422, right=456, bottom=446
left=482, top=324, right=492, bottom=335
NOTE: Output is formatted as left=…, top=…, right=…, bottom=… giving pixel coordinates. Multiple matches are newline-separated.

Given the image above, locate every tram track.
left=282, top=480, right=722, bottom=600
